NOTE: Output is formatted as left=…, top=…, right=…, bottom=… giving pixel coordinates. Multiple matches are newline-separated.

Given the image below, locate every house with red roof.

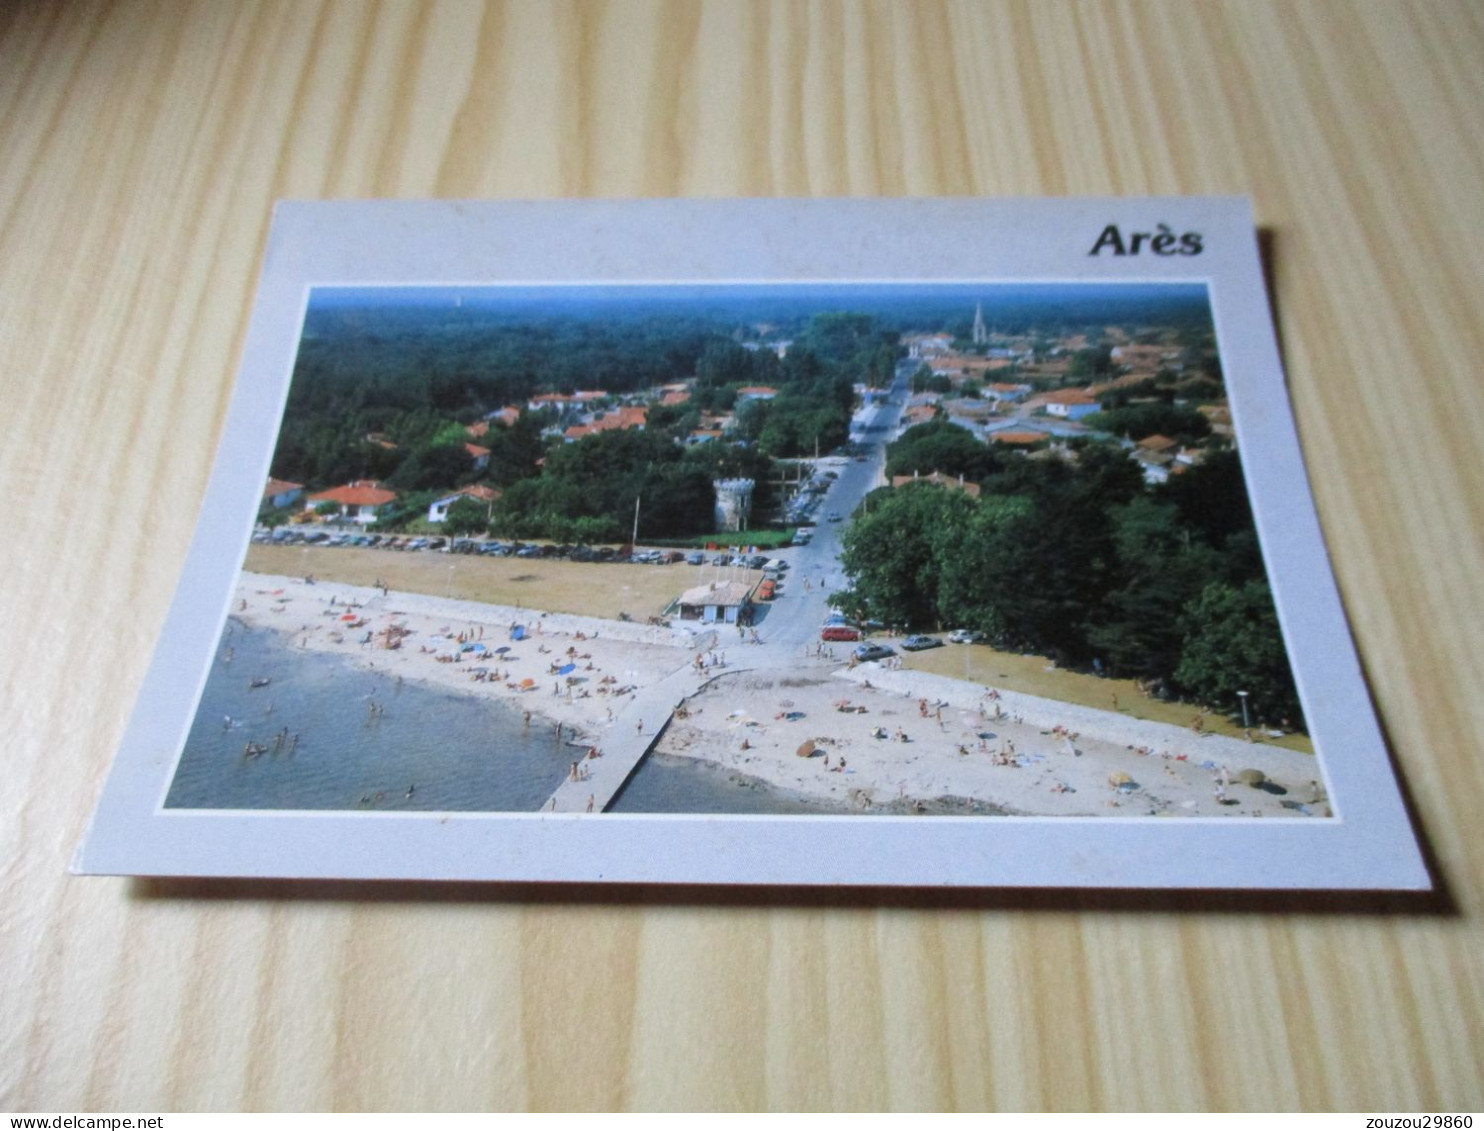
left=736, top=386, right=779, bottom=401
left=990, top=430, right=1050, bottom=448
left=1136, top=434, right=1179, bottom=455
left=562, top=405, right=648, bottom=442
left=428, top=484, right=501, bottom=524
left=262, top=478, right=304, bottom=510
left=1043, top=389, right=1102, bottom=420
left=464, top=442, right=491, bottom=471
left=307, top=480, right=398, bottom=525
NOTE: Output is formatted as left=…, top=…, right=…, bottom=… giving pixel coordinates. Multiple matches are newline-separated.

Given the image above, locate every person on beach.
left=586, top=795, right=595, bottom=813
left=569, top=761, right=580, bottom=782
left=636, top=719, right=644, bottom=736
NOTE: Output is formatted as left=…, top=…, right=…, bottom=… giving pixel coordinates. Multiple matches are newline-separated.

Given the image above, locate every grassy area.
left=900, top=639, right=1314, bottom=754
left=244, top=545, right=761, bottom=623
left=651, top=529, right=797, bottom=550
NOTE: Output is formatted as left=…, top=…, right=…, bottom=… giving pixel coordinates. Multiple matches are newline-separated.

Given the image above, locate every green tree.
left=885, top=421, right=1001, bottom=483
left=1083, top=403, right=1211, bottom=443
left=386, top=443, right=475, bottom=491
left=1175, top=580, right=1302, bottom=726
left=837, top=485, right=981, bottom=630
left=1085, top=496, right=1220, bottom=678
left=1155, top=449, right=1253, bottom=556
left=442, top=496, right=491, bottom=535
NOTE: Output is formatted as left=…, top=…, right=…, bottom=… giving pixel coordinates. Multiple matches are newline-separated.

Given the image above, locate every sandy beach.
left=655, top=667, right=1329, bottom=819
left=230, top=569, right=1329, bottom=818
left=230, top=571, right=695, bottom=752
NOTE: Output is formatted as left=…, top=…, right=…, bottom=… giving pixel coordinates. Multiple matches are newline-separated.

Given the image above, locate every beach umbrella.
left=495, top=646, right=511, bottom=654
left=1237, top=768, right=1266, bottom=785
left=796, top=740, right=817, bottom=758
left=783, top=711, right=805, bottom=721
left=512, top=625, right=526, bottom=641
left=519, top=677, right=535, bottom=688
left=340, top=613, right=357, bottom=621
left=557, top=662, right=576, bottom=675
left=1108, top=770, right=1132, bottom=787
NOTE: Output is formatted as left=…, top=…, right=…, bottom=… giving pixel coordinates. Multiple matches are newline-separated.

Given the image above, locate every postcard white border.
left=77, top=198, right=1428, bottom=888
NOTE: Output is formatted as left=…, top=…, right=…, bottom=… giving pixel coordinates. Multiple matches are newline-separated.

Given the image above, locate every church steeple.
left=972, top=301, right=987, bottom=346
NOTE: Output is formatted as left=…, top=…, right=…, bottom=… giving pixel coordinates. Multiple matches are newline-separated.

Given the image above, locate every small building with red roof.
left=563, top=405, right=648, bottom=442
left=1043, top=389, right=1102, bottom=420
left=428, top=484, right=501, bottom=524
left=990, top=430, right=1050, bottom=448
left=307, top=480, right=398, bottom=524
left=263, top=478, right=304, bottom=510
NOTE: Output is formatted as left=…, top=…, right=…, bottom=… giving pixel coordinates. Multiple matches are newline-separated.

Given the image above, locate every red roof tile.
left=309, top=482, right=397, bottom=507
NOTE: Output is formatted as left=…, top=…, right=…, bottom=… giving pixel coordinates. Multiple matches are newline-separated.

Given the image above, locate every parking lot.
left=243, top=543, right=765, bottom=623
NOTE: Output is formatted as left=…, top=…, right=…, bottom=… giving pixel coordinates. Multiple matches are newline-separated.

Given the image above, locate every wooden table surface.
left=3, top=0, right=1482, bottom=1113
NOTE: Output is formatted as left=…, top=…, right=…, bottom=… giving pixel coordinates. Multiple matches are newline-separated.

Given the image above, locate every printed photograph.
left=164, top=282, right=1331, bottom=819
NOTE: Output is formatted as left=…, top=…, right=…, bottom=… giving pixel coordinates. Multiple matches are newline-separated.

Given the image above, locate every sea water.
left=167, top=619, right=579, bottom=811
left=167, top=619, right=840, bottom=815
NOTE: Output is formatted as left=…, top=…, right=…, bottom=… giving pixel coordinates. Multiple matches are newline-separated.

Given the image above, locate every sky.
left=305, top=282, right=1212, bottom=333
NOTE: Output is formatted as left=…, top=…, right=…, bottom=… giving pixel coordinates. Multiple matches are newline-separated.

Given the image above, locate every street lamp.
left=1237, top=689, right=1250, bottom=730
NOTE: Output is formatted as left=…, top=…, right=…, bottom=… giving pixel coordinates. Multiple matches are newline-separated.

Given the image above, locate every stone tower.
left=713, top=478, right=755, bottom=532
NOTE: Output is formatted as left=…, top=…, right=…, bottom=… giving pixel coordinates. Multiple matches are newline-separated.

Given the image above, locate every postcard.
left=77, top=198, right=1428, bottom=888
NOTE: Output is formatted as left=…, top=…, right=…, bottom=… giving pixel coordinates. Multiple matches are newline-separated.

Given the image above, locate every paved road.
left=548, top=369, right=913, bottom=810
left=749, top=365, right=909, bottom=659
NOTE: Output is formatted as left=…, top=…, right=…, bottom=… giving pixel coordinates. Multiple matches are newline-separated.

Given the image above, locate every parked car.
left=902, top=635, right=944, bottom=651
left=685, top=551, right=706, bottom=566
left=827, top=511, right=844, bottom=523
left=946, top=629, right=986, bottom=644
left=853, top=643, right=895, bottom=662
left=821, top=624, right=862, bottom=642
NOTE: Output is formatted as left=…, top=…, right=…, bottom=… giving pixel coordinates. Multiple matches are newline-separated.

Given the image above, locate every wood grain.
left=2, top=0, right=1482, bottom=1112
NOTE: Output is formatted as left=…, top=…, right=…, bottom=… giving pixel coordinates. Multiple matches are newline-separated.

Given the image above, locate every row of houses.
left=262, top=479, right=502, bottom=526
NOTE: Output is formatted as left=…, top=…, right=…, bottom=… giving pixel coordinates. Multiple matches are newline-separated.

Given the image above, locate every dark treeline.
left=487, top=430, right=776, bottom=544
left=270, top=302, right=897, bottom=538
left=836, top=423, right=1301, bottom=728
